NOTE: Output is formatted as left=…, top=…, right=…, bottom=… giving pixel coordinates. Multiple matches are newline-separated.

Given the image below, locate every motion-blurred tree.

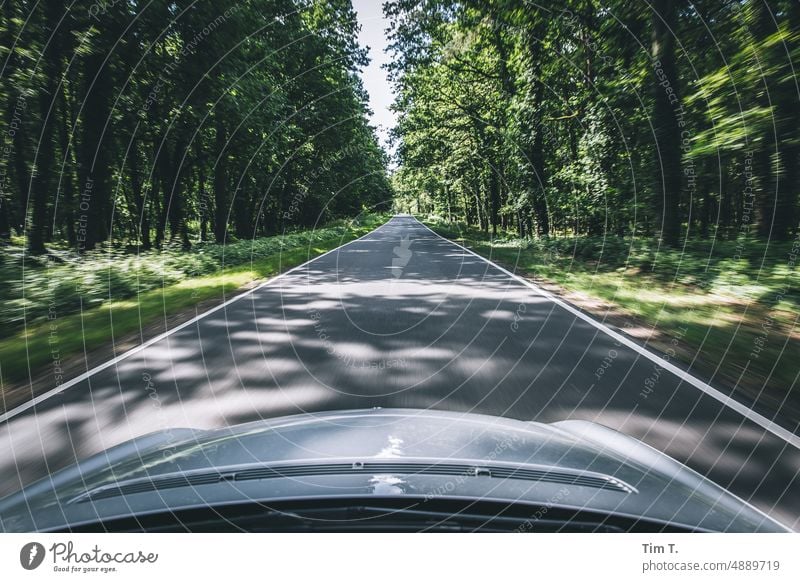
left=388, top=0, right=799, bottom=243
left=0, top=0, right=391, bottom=254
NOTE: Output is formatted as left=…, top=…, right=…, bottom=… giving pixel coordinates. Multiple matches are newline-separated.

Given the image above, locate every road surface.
left=1, top=215, right=798, bottom=528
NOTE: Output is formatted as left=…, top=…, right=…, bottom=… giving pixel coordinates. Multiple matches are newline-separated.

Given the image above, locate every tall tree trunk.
left=651, top=0, right=682, bottom=246
left=198, top=164, right=208, bottom=242
left=12, top=97, right=30, bottom=235
left=29, top=0, right=65, bottom=254
left=525, top=30, right=549, bottom=238
left=489, top=164, right=499, bottom=236
left=761, top=0, right=800, bottom=240
left=129, top=140, right=150, bottom=249
left=213, top=118, right=228, bottom=243
left=77, top=41, right=116, bottom=250
left=234, top=180, right=250, bottom=239
left=58, top=83, right=76, bottom=247
left=720, top=162, right=732, bottom=237
left=166, top=139, right=190, bottom=249
left=2, top=0, right=26, bottom=240
left=748, top=0, right=777, bottom=238
left=151, top=143, right=164, bottom=249
left=530, top=122, right=549, bottom=236
left=0, top=188, right=9, bottom=241
left=700, top=182, right=712, bottom=240
left=473, top=189, right=485, bottom=232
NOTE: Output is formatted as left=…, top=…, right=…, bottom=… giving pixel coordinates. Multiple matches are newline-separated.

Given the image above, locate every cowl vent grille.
left=70, top=461, right=636, bottom=504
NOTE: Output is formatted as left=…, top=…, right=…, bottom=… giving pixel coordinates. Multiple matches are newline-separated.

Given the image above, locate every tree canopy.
left=0, top=0, right=392, bottom=254
left=388, top=0, right=800, bottom=244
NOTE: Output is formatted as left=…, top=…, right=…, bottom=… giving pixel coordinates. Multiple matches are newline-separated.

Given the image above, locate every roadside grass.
left=0, top=216, right=386, bottom=388
left=424, top=218, right=799, bottom=420
left=1, top=218, right=386, bottom=334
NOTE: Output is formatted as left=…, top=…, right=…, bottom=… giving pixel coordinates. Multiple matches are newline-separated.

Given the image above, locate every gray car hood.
left=0, top=408, right=788, bottom=532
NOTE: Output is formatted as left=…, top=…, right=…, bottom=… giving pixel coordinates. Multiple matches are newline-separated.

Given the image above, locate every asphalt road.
left=1, top=215, right=798, bottom=528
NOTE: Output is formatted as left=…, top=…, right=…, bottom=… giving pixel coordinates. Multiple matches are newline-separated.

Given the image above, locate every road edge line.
left=0, top=219, right=388, bottom=424
left=415, top=217, right=800, bottom=450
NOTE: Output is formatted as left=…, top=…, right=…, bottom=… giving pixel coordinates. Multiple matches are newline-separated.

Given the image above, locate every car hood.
left=0, top=408, right=788, bottom=532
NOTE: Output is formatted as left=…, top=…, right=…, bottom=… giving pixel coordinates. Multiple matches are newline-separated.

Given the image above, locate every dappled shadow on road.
left=1, top=217, right=798, bottom=529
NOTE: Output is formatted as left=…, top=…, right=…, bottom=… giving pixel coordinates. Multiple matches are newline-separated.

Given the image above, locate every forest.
left=388, top=0, right=799, bottom=245
left=1, top=0, right=797, bottom=405
left=0, top=0, right=391, bottom=255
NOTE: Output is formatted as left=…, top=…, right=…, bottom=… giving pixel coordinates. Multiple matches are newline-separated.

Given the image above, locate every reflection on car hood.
left=0, top=408, right=788, bottom=532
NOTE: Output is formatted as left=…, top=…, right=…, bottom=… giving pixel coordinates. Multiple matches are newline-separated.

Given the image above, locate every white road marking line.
left=414, top=217, right=800, bottom=450
left=0, top=222, right=388, bottom=424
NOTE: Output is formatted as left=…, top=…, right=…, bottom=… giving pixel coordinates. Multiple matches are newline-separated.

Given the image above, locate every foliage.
left=0, top=0, right=392, bottom=254
left=388, top=0, right=800, bottom=244
left=0, top=216, right=385, bottom=334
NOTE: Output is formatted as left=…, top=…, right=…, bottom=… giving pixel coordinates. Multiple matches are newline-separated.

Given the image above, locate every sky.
left=353, top=1, right=397, bottom=158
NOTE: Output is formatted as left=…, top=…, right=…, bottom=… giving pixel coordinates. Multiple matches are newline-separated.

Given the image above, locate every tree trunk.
left=234, top=181, right=249, bottom=239
left=2, top=0, right=25, bottom=240
left=651, top=0, right=682, bottom=246
left=762, top=0, right=800, bottom=240
left=152, top=162, right=164, bottom=249
left=58, top=83, right=77, bottom=247
left=129, top=141, right=151, bottom=249
left=489, top=165, right=499, bottom=236
left=213, top=118, right=228, bottom=243
left=77, top=43, right=116, bottom=250
left=530, top=123, right=550, bottom=236
left=29, top=0, right=65, bottom=254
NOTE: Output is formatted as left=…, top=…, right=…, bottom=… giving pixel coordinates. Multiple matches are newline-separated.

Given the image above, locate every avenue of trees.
left=387, top=0, right=799, bottom=245
left=0, top=0, right=391, bottom=255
